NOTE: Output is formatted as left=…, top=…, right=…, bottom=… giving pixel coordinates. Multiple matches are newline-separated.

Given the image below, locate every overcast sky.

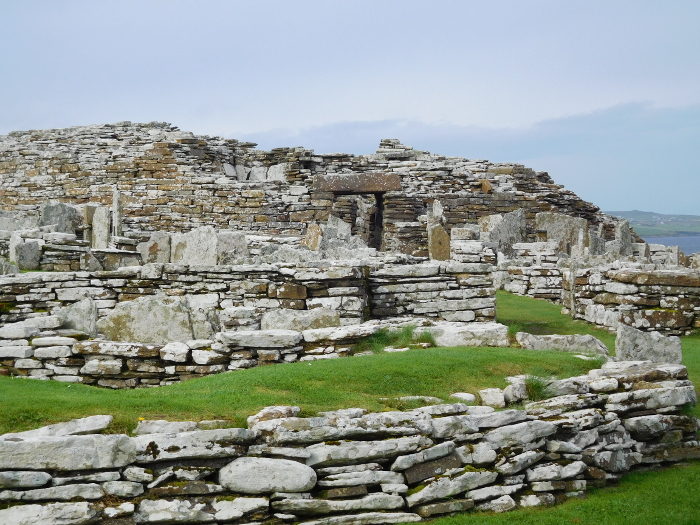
left=1, top=1, right=699, bottom=214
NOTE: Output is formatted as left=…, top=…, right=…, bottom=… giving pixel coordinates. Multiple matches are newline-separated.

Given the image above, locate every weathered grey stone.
left=133, top=428, right=253, bottom=462
left=219, top=457, right=317, bottom=493
left=135, top=499, right=214, bottom=523
left=516, top=333, right=609, bottom=355
left=137, top=231, right=171, bottom=263
left=496, top=450, right=545, bottom=475
left=216, top=231, right=250, bottom=264
left=415, top=499, right=474, bottom=518
left=428, top=222, right=451, bottom=261
left=101, top=481, right=144, bottom=498
left=466, top=483, right=523, bottom=502
left=32, top=336, right=77, bottom=347
left=16, top=483, right=104, bottom=501
left=57, top=298, right=98, bottom=338
left=160, top=341, right=190, bottom=362
left=391, top=441, right=455, bottom=471
left=80, top=355, right=123, bottom=375
left=0, top=346, right=34, bottom=358
left=34, top=345, right=72, bottom=359
left=297, top=512, right=422, bottom=525
left=52, top=471, right=120, bottom=486
left=0, top=434, right=136, bottom=471
left=1, top=415, right=112, bottom=440
left=479, top=388, right=506, bottom=408
left=0, top=471, right=51, bottom=489
left=213, top=497, right=269, bottom=521
left=306, top=436, right=432, bottom=467
left=97, top=294, right=194, bottom=344
left=605, top=386, right=697, bottom=413
left=449, top=392, right=477, bottom=403
left=171, top=225, right=219, bottom=265
left=218, top=329, right=303, bottom=348
left=133, top=420, right=198, bottom=435
left=123, top=466, right=153, bottom=483
left=526, top=393, right=603, bottom=418
left=104, top=502, right=135, bottom=519
left=455, top=442, right=498, bottom=465
left=484, top=420, right=557, bottom=448
left=261, top=308, right=340, bottom=332
left=405, top=469, right=499, bottom=507
left=616, top=324, right=682, bottom=364
left=0, top=502, right=99, bottom=524
left=186, top=293, right=221, bottom=340
left=91, top=205, right=111, bottom=249
left=0, top=321, right=40, bottom=339
left=248, top=406, right=301, bottom=428
left=623, top=414, right=697, bottom=439
left=427, top=322, right=509, bottom=348
left=403, top=454, right=462, bottom=485
left=9, top=234, right=41, bottom=271
left=519, top=493, right=556, bottom=507
left=274, top=493, right=404, bottom=515
left=41, top=202, right=81, bottom=234
left=475, top=494, right=516, bottom=513
left=318, top=470, right=405, bottom=487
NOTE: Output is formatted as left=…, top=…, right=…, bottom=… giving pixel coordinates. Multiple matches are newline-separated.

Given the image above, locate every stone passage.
left=0, top=361, right=697, bottom=524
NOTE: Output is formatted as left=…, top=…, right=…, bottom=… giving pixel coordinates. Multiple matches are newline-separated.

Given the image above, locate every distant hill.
left=605, top=210, right=700, bottom=237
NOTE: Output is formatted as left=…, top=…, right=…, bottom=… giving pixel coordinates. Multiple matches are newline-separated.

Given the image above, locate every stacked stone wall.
left=0, top=361, right=697, bottom=524
left=0, top=122, right=615, bottom=257
left=563, top=266, right=700, bottom=335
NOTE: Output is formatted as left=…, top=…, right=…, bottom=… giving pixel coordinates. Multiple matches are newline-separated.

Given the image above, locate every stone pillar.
left=91, top=206, right=111, bottom=249
left=112, top=188, right=123, bottom=238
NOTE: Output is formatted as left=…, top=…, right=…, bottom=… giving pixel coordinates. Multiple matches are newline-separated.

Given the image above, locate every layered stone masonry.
left=563, top=264, right=700, bottom=335
left=0, top=361, right=697, bottom=524
left=0, top=122, right=616, bottom=257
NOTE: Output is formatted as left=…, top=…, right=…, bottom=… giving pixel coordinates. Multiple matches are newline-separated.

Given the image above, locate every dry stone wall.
left=0, top=361, right=698, bottom=524
left=563, top=264, right=700, bottom=335
left=0, top=122, right=617, bottom=257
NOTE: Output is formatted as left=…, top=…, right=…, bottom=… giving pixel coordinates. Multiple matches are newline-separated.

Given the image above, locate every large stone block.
left=9, top=234, right=42, bottom=271
left=41, top=202, right=81, bottom=234
left=424, top=322, right=508, bottom=347
left=219, top=457, right=317, bottom=493
left=0, top=502, right=98, bottom=525
left=57, top=297, right=98, bottom=338
left=218, top=329, right=303, bottom=348
left=137, top=231, right=171, bottom=263
left=261, top=308, right=340, bottom=331
left=171, top=225, right=219, bottom=265
left=516, top=333, right=609, bottom=355
left=313, top=173, right=402, bottom=193
left=0, top=435, right=136, bottom=471
left=96, top=294, right=194, bottom=344
left=616, top=324, right=682, bottom=364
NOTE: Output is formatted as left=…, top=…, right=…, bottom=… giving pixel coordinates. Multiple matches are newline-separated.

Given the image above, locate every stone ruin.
left=1, top=122, right=699, bottom=524
left=0, top=121, right=696, bottom=386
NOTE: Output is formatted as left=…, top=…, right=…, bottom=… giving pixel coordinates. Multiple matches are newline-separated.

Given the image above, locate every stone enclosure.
left=1, top=122, right=700, bottom=522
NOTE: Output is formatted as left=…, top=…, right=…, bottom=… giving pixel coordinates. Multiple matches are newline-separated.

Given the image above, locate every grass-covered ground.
left=1, top=291, right=699, bottom=522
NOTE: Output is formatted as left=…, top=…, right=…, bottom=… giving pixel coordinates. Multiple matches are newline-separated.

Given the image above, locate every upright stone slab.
left=40, top=202, right=81, bottom=234
left=96, top=294, right=194, bottom=344
left=615, top=219, right=633, bottom=257
left=536, top=212, right=589, bottom=254
left=111, top=188, right=123, bottom=237
left=9, top=234, right=41, bottom=270
left=428, top=223, right=451, bottom=261
left=217, top=231, right=249, bottom=264
left=137, top=231, right=171, bottom=263
left=479, top=209, right=526, bottom=256
left=171, top=226, right=218, bottom=266
left=57, top=297, right=98, bottom=338
left=616, top=324, right=682, bottom=364
left=91, top=205, right=111, bottom=249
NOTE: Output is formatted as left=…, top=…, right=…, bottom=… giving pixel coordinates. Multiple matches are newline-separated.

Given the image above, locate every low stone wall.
left=563, top=265, right=700, bottom=335
left=499, top=242, right=563, bottom=301
left=0, top=361, right=697, bottom=524
left=0, top=318, right=508, bottom=388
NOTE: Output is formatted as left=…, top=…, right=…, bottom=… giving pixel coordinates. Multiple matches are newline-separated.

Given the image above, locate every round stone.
left=219, top=457, right=316, bottom=494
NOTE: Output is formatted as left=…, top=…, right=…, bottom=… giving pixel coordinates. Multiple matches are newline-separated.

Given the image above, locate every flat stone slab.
left=1, top=415, right=113, bottom=440
left=218, top=330, right=303, bottom=348
left=312, top=172, right=402, bottom=193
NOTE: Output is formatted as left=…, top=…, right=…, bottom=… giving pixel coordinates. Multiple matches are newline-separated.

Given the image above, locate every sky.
left=1, top=1, right=699, bottom=214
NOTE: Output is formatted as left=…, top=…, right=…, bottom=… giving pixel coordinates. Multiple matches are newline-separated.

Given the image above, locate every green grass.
left=432, top=461, right=700, bottom=525
left=496, top=290, right=617, bottom=351
left=0, top=346, right=597, bottom=435
left=1, top=291, right=700, bottom=522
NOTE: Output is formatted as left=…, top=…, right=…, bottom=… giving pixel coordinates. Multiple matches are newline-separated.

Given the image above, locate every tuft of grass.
left=524, top=375, right=553, bottom=401
left=353, top=325, right=435, bottom=354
